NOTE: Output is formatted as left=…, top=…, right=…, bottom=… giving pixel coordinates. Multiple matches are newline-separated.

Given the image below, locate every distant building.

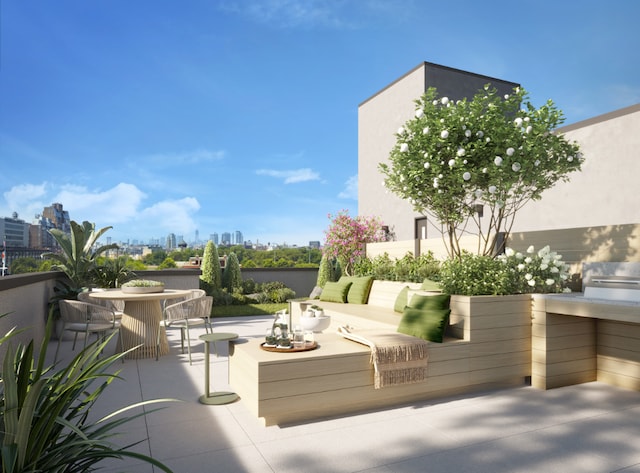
left=211, top=233, right=219, bottom=245
left=234, top=230, right=243, bottom=245
left=166, top=233, right=177, bottom=250
left=42, top=203, right=71, bottom=234
left=1, top=213, right=29, bottom=247
left=309, top=241, right=321, bottom=249
left=221, top=232, right=231, bottom=246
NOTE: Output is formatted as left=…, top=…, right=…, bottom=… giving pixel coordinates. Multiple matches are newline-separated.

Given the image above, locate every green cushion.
left=408, top=293, right=451, bottom=311
left=421, top=278, right=442, bottom=292
left=397, top=307, right=451, bottom=343
left=339, top=276, right=374, bottom=304
left=394, top=286, right=410, bottom=313
left=319, top=280, right=353, bottom=303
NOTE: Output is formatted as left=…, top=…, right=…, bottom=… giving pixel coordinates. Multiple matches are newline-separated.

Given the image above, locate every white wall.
left=511, top=105, right=640, bottom=232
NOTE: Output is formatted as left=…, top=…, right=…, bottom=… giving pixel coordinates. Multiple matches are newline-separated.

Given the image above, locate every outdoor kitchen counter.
left=531, top=293, right=640, bottom=392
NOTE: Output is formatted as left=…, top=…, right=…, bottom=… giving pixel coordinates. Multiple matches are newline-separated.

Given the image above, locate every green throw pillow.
left=397, top=307, right=451, bottom=343
left=394, top=286, right=410, bottom=313
left=339, top=276, right=374, bottom=304
left=319, top=280, right=353, bottom=303
left=408, top=293, right=450, bottom=311
left=421, top=278, right=443, bottom=292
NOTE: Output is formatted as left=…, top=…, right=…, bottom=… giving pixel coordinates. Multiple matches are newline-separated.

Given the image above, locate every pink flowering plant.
left=323, top=210, right=387, bottom=276
left=380, top=85, right=583, bottom=259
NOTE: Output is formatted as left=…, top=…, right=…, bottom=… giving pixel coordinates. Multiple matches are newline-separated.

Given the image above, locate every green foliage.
left=353, top=251, right=441, bottom=283
left=158, top=257, right=177, bottom=269
left=438, top=246, right=572, bottom=295
left=142, top=250, right=167, bottom=266
left=210, top=303, right=288, bottom=317
left=0, top=315, right=174, bottom=473
left=201, top=241, right=222, bottom=291
left=251, top=281, right=296, bottom=303
left=242, top=259, right=257, bottom=268
left=439, top=252, right=514, bottom=295
left=44, top=221, right=118, bottom=288
left=381, top=86, right=583, bottom=258
left=91, top=257, right=137, bottom=288
left=8, top=257, right=40, bottom=274
left=316, top=254, right=342, bottom=288
left=167, top=247, right=202, bottom=262
left=222, top=252, right=242, bottom=292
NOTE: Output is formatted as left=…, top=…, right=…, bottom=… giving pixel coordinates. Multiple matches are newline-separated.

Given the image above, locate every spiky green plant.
left=0, top=315, right=176, bottom=472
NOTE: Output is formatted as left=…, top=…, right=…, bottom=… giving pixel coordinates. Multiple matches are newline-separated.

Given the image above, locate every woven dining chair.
left=55, top=299, right=121, bottom=362
left=158, top=296, right=213, bottom=365
left=78, top=290, right=125, bottom=320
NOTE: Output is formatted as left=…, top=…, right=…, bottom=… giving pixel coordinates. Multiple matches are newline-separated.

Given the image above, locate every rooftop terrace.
left=49, top=314, right=640, bottom=473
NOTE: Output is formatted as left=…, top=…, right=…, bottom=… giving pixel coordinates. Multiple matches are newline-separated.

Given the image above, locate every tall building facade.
left=41, top=203, right=71, bottom=235
left=0, top=213, right=29, bottom=247
left=166, top=233, right=177, bottom=250
left=234, top=230, right=243, bottom=245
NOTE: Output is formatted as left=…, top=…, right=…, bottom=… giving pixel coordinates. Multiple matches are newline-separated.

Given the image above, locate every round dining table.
left=89, top=289, right=192, bottom=359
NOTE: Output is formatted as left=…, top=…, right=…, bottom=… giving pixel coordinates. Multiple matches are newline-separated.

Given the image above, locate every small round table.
left=199, top=332, right=239, bottom=405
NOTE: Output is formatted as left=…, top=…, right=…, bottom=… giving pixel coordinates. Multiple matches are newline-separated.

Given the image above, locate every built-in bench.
left=229, top=279, right=531, bottom=426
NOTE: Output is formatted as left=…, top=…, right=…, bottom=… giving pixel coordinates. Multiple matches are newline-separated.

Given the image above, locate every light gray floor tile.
left=46, top=316, right=640, bottom=473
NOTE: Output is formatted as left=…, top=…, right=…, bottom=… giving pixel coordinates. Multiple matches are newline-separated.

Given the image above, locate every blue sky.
left=1, top=0, right=639, bottom=247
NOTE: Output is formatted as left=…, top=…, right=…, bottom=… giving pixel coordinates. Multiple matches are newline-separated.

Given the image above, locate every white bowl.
left=121, top=285, right=165, bottom=294
left=299, top=315, right=331, bottom=333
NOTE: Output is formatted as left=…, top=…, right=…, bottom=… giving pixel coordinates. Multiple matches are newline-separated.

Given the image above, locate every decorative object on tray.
left=266, top=310, right=293, bottom=348
left=300, top=305, right=331, bottom=332
left=337, top=325, right=429, bottom=389
left=121, top=279, right=166, bottom=294
left=260, top=341, right=318, bottom=353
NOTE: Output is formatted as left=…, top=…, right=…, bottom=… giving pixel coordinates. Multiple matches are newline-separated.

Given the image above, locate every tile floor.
left=49, top=315, right=640, bottom=473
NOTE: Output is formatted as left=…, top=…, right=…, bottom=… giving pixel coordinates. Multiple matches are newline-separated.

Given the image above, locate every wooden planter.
left=449, top=294, right=533, bottom=387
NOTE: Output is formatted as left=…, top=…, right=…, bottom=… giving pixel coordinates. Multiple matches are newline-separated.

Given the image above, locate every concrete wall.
left=511, top=104, right=640, bottom=233
left=358, top=62, right=519, bottom=241
left=0, top=272, right=58, bottom=362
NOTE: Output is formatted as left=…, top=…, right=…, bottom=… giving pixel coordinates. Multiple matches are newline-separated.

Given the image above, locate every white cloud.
left=220, top=0, right=353, bottom=29
left=256, top=168, right=320, bottom=184
left=140, top=197, right=201, bottom=236
left=1, top=183, right=49, bottom=221
left=55, top=183, right=147, bottom=224
left=338, top=174, right=358, bottom=199
left=144, top=148, right=226, bottom=167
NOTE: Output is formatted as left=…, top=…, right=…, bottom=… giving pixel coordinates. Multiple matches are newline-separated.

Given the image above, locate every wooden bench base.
left=229, top=331, right=526, bottom=426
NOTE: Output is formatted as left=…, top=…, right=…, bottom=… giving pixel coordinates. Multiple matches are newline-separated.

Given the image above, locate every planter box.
left=450, top=294, right=533, bottom=386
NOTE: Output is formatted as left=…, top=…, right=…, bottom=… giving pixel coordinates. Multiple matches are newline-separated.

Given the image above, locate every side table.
left=199, top=332, right=239, bottom=405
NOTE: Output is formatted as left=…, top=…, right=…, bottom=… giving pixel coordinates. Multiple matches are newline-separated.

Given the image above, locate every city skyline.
left=1, top=203, right=311, bottom=250
left=2, top=1, right=638, bottom=246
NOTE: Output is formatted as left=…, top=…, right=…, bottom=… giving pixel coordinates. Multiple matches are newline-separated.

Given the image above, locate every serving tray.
left=260, top=342, right=318, bottom=353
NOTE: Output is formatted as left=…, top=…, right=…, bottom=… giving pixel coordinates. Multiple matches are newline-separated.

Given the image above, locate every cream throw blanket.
left=337, top=326, right=429, bottom=389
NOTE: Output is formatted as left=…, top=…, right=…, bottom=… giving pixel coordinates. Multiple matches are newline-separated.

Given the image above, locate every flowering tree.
left=379, top=85, right=583, bottom=259
left=323, top=210, right=387, bottom=276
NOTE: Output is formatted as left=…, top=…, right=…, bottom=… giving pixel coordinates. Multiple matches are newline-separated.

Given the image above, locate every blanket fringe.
left=337, top=326, right=429, bottom=389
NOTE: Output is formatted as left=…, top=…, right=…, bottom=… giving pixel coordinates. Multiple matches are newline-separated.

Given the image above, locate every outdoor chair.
left=158, top=295, right=213, bottom=365
left=78, top=290, right=125, bottom=319
left=55, top=299, right=122, bottom=362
